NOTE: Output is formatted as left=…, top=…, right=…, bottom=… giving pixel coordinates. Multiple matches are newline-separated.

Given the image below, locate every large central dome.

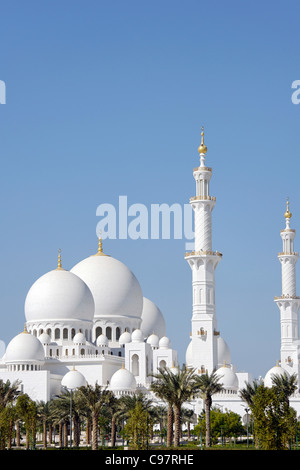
left=25, top=268, right=95, bottom=323
left=70, top=248, right=143, bottom=321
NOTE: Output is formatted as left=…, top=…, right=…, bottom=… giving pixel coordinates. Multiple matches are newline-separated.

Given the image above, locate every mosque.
left=1, top=129, right=300, bottom=419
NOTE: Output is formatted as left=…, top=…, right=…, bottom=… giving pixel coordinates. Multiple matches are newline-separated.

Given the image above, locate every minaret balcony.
left=185, top=250, right=222, bottom=258
left=190, top=195, right=216, bottom=202
left=278, top=252, right=298, bottom=256
left=274, top=295, right=300, bottom=300
left=193, top=166, right=212, bottom=173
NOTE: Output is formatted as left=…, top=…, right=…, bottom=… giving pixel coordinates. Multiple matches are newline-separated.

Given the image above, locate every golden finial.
left=98, top=232, right=103, bottom=254
left=23, top=324, right=29, bottom=334
left=92, top=231, right=109, bottom=257
left=285, top=198, right=292, bottom=219
left=198, top=126, right=207, bottom=155
left=56, top=248, right=63, bottom=270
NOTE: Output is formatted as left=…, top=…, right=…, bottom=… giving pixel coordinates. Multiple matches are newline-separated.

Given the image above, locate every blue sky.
left=0, top=0, right=300, bottom=379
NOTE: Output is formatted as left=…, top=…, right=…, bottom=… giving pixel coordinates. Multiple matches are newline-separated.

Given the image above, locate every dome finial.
left=56, top=248, right=63, bottom=270
left=98, top=231, right=103, bottom=254
left=285, top=197, right=292, bottom=219
left=198, top=126, right=207, bottom=155
left=93, top=230, right=109, bottom=257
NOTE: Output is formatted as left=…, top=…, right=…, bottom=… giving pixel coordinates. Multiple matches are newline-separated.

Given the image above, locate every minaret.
left=185, top=128, right=222, bottom=374
left=274, top=200, right=300, bottom=377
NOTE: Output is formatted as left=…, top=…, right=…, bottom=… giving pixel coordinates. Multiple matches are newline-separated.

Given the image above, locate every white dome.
left=185, top=340, right=193, bottom=366
left=217, top=336, right=231, bottom=367
left=96, top=334, right=109, bottom=347
left=131, top=329, right=144, bottom=343
left=264, top=364, right=289, bottom=388
left=110, top=366, right=136, bottom=391
left=38, top=332, right=51, bottom=344
left=61, top=368, right=86, bottom=390
left=73, top=332, right=86, bottom=345
left=147, top=333, right=159, bottom=348
left=216, top=365, right=238, bottom=390
left=159, top=336, right=170, bottom=349
left=119, top=331, right=131, bottom=345
left=5, top=330, right=45, bottom=364
left=25, top=268, right=95, bottom=323
left=71, top=253, right=143, bottom=321
left=140, top=297, right=166, bottom=338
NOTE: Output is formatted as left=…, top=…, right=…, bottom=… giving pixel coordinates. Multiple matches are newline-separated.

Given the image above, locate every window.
left=96, top=326, right=102, bottom=338
left=106, top=327, right=112, bottom=340
left=116, top=327, right=121, bottom=341
left=55, top=329, right=60, bottom=340
left=63, top=328, right=68, bottom=340
left=132, top=354, right=139, bottom=376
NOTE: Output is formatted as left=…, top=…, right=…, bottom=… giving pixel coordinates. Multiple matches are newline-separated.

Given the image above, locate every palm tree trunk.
left=111, top=415, right=116, bottom=447
left=174, top=405, right=181, bottom=447
left=205, top=398, right=211, bottom=447
left=74, top=415, right=80, bottom=447
left=92, top=412, right=98, bottom=450
left=59, top=421, right=63, bottom=447
left=43, top=419, right=47, bottom=449
left=167, top=405, right=173, bottom=447
left=16, top=421, right=21, bottom=447
left=86, top=418, right=91, bottom=445
left=64, top=420, right=68, bottom=447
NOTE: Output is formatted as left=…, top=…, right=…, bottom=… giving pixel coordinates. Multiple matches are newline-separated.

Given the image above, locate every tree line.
left=0, top=365, right=298, bottom=450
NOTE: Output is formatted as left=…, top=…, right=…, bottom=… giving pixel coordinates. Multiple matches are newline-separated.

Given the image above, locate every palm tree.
left=0, top=379, right=21, bottom=409
left=193, top=371, right=224, bottom=447
left=77, top=383, right=111, bottom=450
left=181, top=408, right=195, bottom=440
left=36, top=400, right=52, bottom=449
left=151, top=365, right=196, bottom=447
left=271, top=372, right=298, bottom=406
left=239, top=378, right=262, bottom=407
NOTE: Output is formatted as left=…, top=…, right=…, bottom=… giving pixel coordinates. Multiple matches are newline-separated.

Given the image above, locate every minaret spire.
left=185, top=129, right=222, bottom=374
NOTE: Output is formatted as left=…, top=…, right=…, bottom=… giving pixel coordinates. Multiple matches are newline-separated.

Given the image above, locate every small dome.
left=96, top=334, right=109, bottom=347
left=159, top=336, right=170, bottom=349
left=5, top=329, right=45, bottom=364
left=71, top=253, right=143, bottom=321
left=25, top=269, right=95, bottom=323
left=110, top=366, right=136, bottom=391
left=185, top=340, right=193, bottom=366
left=61, top=368, right=86, bottom=390
left=147, top=333, right=159, bottom=348
left=216, top=365, right=238, bottom=390
left=140, top=297, right=166, bottom=338
left=38, top=332, right=51, bottom=344
left=264, top=364, right=289, bottom=388
left=131, top=329, right=144, bottom=343
left=73, top=332, right=86, bottom=345
left=217, top=336, right=231, bottom=367
left=119, top=331, right=131, bottom=345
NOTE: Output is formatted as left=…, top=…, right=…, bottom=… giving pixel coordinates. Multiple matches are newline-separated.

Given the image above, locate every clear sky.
left=0, top=0, right=300, bottom=379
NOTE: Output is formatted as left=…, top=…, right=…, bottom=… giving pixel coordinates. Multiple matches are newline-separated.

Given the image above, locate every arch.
left=106, top=327, right=112, bottom=340
left=63, top=328, right=68, bottom=340
left=55, top=328, right=60, bottom=340
left=96, top=326, right=102, bottom=338
left=116, top=327, right=121, bottom=341
left=132, top=354, right=139, bottom=376
left=159, top=359, right=166, bottom=369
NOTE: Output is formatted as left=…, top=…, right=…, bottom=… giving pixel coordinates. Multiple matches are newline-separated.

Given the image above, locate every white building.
left=1, top=129, right=300, bottom=419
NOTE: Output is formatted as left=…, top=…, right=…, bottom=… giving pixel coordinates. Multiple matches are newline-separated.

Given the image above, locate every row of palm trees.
left=2, top=364, right=296, bottom=450
left=0, top=365, right=224, bottom=449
